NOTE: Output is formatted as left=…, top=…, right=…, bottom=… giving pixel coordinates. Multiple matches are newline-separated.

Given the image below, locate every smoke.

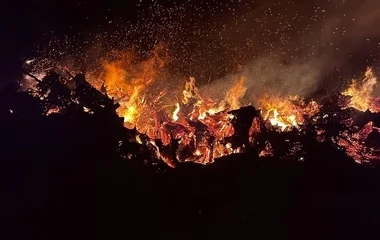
left=204, top=0, right=380, bottom=100
left=27, top=0, right=380, bottom=101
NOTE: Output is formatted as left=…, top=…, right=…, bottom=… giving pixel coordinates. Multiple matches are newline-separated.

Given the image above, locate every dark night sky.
left=3, top=0, right=380, bottom=94
left=2, top=0, right=139, bottom=77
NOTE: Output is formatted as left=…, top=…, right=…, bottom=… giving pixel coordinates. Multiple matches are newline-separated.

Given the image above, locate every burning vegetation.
left=342, top=67, right=380, bottom=113
left=21, top=49, right=380, bottom=167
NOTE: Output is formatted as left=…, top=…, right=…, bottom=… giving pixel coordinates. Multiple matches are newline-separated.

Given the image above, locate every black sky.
left=3, top=0, right=380, bottom=92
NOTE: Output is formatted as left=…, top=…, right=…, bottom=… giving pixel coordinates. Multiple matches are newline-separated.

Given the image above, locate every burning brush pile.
left=21, top=53, right=380, bottom=167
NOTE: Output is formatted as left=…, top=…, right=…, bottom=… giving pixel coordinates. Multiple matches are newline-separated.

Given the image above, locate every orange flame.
left=224, top=76, right=247, bottom=110
left=257, top=95, right=316, bottom=131
left=90, top=45, right=168, bottom=128
left=172, top=103, right=180, bottom=121
left=342, top=67, right=378, bottom=112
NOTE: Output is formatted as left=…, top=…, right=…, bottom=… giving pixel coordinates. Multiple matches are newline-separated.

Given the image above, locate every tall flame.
left=342, top=67, right=378, bottom=112
left=172, top=103, right=180, bottom=121
left=182, top=77, right=201, bottom=105
left=224, top=76, right=247, bottom=110
left=91, top=45, right=168, bottom=128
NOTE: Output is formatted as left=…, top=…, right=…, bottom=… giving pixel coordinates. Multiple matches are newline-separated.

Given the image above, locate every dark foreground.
left=2, top=82, right=380, bottom=240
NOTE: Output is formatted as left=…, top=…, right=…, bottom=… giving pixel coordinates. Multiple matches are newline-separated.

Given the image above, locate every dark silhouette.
left=2, top=72, right=380, bottom=240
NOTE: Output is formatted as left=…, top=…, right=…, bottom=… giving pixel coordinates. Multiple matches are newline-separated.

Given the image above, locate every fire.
left=20, top=54, right=320, bottom=166
left=172, top=103, right=180, bottom=121
left=268, top=108, right=298, bottom=131
left=224, top=76, right=247, bottom=110
left=90, top=45, right=169, bottom=128
left=21, top=44, right=380, bottom=168
left=257, top=95, right=318, bottom=131
left=182, top=77, right=200, bottom=105
left=336, top=122, right=380, bottom=164
left=342, top=67, right=378, bottom=112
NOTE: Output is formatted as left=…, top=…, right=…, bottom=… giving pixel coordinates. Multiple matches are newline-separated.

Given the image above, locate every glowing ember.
left=268, top=108, right=298, bottom=131
left=259, top=141, right=274, bottom=157
left=336, top=122, right=379, bottom=164
left=257, top=95, right=318, bottom=131
left=46, top=106, right=61, bottom=116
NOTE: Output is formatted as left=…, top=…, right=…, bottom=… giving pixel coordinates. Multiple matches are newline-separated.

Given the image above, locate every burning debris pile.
left=21, top=64, right=380, bottom=167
